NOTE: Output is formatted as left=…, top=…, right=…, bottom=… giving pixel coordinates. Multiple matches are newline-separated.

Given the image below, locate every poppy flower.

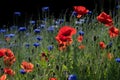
left=0, top=74, right=7, bottom=80
left=73, top=6, right=89, bottom=18
left=4, top=68, right=15, bottom=76
left=99, top=41, right=106, bottom=49
left=97, top=12, right=113, bottom=27
left=108, top=26, right=119, bottom=38
left=77, top=35, right=83, bottom=43
left=21, top=61, right=34, bottom=73
left=0, top=48, right=6, bottom=58
left=107, top=53, right=113, bottom=60
left=78, top=44, right=85, bottom=49
left=55, top=26, right=76, bottom=44
left=3, top=56, right=16, bottom=67
left=49, top=77, right=57, bottom=80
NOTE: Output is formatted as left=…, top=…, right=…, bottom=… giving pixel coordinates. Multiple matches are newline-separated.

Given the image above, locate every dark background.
left=0, top=0, right=116, bottom=26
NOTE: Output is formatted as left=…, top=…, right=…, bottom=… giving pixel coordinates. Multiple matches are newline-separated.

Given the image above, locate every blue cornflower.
left=59, top=19, right=64, bottom=23
left=20, top=69, right=26, bottom=74
left=25, top=43, right=30, bottom=48
left=38, top=24, right=46, bottom=29
left=42, top=7, right=49, bottom=12
left=116, top=58, right=120, bottom=63
left=34, top=29, right=40, bottom=33
left=0, top=29, right=6, bottom=33
left=106, top=41, right=113, bottom=48
left=87, top=11, right=92, bottom=14
left=14, top=11, right=21, bottom=16
left=29, top=20, right=35, bottom=25
left=68, top=74, right=77, bottom=80
left=36, top=36, right=42, bottom=41
left=47, top=26, right=54, bottom=32
left=47, top=45, right=54, bottom=51
left=78, top=30, right=84, bottom=36
left=72, top=11, right=77, bottom=16
left=5, top=34, right=15, bottom=38
left=18, top=27, right=27, bottom=31
left=33, top=42, right=40, bottom=47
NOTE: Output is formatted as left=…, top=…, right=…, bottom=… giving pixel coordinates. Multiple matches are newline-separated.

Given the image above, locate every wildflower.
left=115, top=58, right=120, bottom=63
left=34, top=29, right=40, bottom=33
left=78, top=30, right=84, bottom=36
left=0, top=29, right=6, bottom=33
left=0, top=48, right=6, bottom=58
left=73, top=6, right=89, bottom=18
left=78, top=44, right=85, bottom=49
left=72, top=11, right=77, bottom=17
left=116, top=5, right=120, bottom=9
left=47, top=45, right=54, bottom=51
left=107, top=53, right=113, bottom=60
left=42, top=7, right=49, bottom=12
left=39, top=24, right=46, bottom=29
left=97, top=12, right=113, bottom=27
left=108, top=26, right=119, bottom=38
left=41, top=53, right=48, bottom=61
left=68, top=74, right=77, bottom=80
left=21, top=61, right=34, bottom=73
left=18, top=27, right=27, bottom=31
left=106, top=41, right=113, bottom=49
left=47, top=26, right=55, bottom=32
left=99, top=41, right=106, bottom=49
left=77, top=36, right=83, bottom=43
left=36, top=36, right=42, bottom=41
left=4, top=34, right=15, bottom=38
left=3, top=56, right=16, bottom=67
left=0, top=74, right=7, bottom=80
left=4, top=68, right=15, bottom=76
left=25, top=43, right=30, bottom=48
left=87, top=11, right=92, bottom=14
left=20, top=69, right=26, bottom=74
left=49, top=77, right=57, bottom=80
left=55, top=26, right=76, bottom=50
left=33, top=42, right=40, bottom=47
left=14, top=11, right=21, bottom=16
left=29, top=20, right=35, bottom=25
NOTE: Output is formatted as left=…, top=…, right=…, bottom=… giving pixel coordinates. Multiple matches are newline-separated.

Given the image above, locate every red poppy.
left=99, top=41, right=106, bottom=49
left=77, top=35, right=83, bottom=43
left=73, top=6, right=89, bottom=18
left=107, top=53, right=113, bottom=60
left=97, top=12, right=113, bottom=27
left=49, top=77, right=57, bottom=80
left=55, top=26, right=76, bottom=50
left=0, top=48, right=6, bottom=58
left=4, top=68, right=15, bottom=76
left=0, top=74, right=7, bottom=80
left=78, top=44, right=85, bottom=49
left=21, top=61, right=34, bottom=73
left=3, top=56, right=16, bottom=67
left=108, top=26, right=119, bottom=38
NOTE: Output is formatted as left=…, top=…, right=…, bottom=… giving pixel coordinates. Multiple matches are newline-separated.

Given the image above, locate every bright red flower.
left=99, top=41, right=106, bottom=49
left=0, top=74, right=7, bottom=80
left=78, top=44, right=85, bottom=49
left=3, top=56, right=16, bottom=67
left=108, top=26, right=119, bottom=38
left=97, top=12, right=113, bottom=27
left=73, top=6, right=89, bottom=18
left=55, top=26, right=76, bottom=50
left=21, top=61, right=34, bottom=73
left=4, top=68, right=15, bottom=76
left=77, top=35, right=83, bottom=43
left=49, top=77, right=57, bottom=80
left=0, top=48, right=6, bottom=58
